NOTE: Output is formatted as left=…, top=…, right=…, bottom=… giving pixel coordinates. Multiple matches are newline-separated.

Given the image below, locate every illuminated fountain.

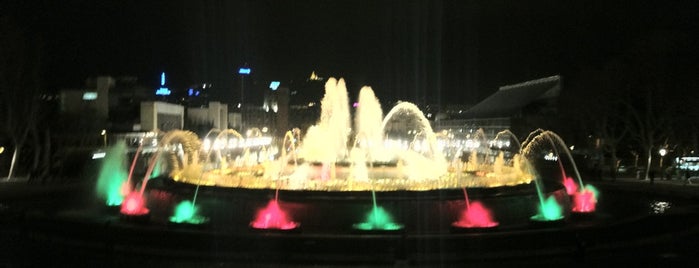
left=165, top=77, right=536, bottom=192
left=147, top=78, right=543, bottom=231
left=537, top=129, right=597, bottom=214
left=27, top=71, right=689, bottom=266
left=250, top=199, right=299, bottom=230
left=119, top=130, right=202, bottom=220
left=520, top=130, right=597, bottom=222
left=450, top=130, right=519, bottom=230
left=250, top=131, right=299, bottom=231
left=96, top=76, right=599, bottom=234
left=95, top=133, right=162, bottom=217
left=452, top=188, right=499, bottom=229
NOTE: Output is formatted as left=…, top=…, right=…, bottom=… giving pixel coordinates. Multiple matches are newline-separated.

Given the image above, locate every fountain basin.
left=6, top=181, right=698, bottom=267
left=143, top=177, right=570, bottom=234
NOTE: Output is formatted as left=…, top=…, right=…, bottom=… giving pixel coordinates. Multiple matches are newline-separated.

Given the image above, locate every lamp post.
left=238, top=67, right=251, bottom=132
left=101, top=129, right=107, bottom=148
left=659, top=147, right=668, bottom=168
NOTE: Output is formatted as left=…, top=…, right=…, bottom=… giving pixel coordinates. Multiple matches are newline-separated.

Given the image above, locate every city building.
left=187, top=101, right=229, bottom=130
left=139, top=101, right=184, bottom=131
left=449, top=75, right=562, bottom=140
left=59, top=76, right=115, bottom=120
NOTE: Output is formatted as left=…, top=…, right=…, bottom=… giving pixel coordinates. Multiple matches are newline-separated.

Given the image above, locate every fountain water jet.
left=300, top=78, right=351, bottom=164
left=525, top=130, right=598, bottom=214
left=96, top=141, right=129, bottom=206
left=165, top=78, right=536, bottom=191
left=521, top=130, right=599, bottom=221
left=353, top=188, right=403, bottom=231
left=250, top=199, right=299, bottom=230
left=452, top=188, right=498, bottom=229
left=381, top=102, right=448, bottom=181
left=120, top=130, right=201, bottom=218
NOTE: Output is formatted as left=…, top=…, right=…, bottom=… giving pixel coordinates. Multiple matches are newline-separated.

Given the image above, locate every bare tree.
left=614, top=30, right=692, bottom=180
left=560, top=66, right=629, bottom=178
left=0, top=16, right=42, bottom=180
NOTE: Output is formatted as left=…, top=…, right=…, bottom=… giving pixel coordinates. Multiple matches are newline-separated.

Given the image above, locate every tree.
left=561, top=29, right=699, bottom=181
left=613, top=30, right=698, bottom=179
left=0, top=16, right=43, bottom=180
left=560, top=66, right=629, bottom=179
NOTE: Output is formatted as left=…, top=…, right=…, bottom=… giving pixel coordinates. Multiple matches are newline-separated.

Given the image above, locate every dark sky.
left=4, top=0, right=698, bottom=106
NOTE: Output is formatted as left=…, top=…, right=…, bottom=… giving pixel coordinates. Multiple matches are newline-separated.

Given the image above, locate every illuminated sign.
left=82, top=92, right=98, bottom=100
left=544, top=152, right=558, bottom=161
left=156, top=87, right=171, bottom=96
left=238, top=68, right=251, bottom=75
left=269, top=81, right=280, bottom=90
left=156, top=72, right=171, bottom=96
left=188, top=88, right=201, bottom=96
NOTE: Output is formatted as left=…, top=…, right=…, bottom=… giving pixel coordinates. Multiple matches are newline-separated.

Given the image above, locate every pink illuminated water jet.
left=452, top=201, right=499, bottom=228
left=250, top=200, right=298, bottom=230
left=572, top=189, right=597, bottom=213
left=120, top=192, right=149, bottom=216
left=563, top=176, right=578, bottom=195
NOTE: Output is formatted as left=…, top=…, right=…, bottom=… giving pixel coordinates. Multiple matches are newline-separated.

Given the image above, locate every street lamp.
left=659, top=147, right=668, bottom=168
left=101, top=129, right=107, bottom=148
left=238, top=67, right=251, bottom=132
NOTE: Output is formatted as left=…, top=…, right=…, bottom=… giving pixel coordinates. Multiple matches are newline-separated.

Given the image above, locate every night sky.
left=4, top=0, right=698, bottom=106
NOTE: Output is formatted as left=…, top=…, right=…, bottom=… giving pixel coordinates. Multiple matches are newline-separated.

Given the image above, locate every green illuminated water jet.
left=353, top=206, right=403, bottom=231
left=96, top=141, right=128, bottom=206
left=531, top=195, right=564, bottom=221
left=530, top=173, right=564, bottom=221
left=353, top=190, right=403, bottom=231
left=169, top=200, right=208, bottom=224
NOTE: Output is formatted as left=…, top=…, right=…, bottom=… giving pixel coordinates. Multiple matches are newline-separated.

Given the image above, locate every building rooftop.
left=462, top=75, right=561, bottom=119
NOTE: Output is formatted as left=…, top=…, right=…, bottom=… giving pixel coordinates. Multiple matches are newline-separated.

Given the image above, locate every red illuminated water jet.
left=250, top=200, right=298, bottom=230
left=452, top=201, right=499, bottom=228
left=120, top=192, right=149, bottom=216
left=572, top=189, right=597, bottom=213
left=563, top=176, right=578, bottom=195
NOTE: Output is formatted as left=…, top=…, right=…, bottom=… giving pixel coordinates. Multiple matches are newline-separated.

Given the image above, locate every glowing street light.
left=238, top=66, right=251, bottom=131
left=101, top=129, right=107, bottom=148
left=238, top=68, right=251, bottom=75
left=659, top=147, right=668, bottom=168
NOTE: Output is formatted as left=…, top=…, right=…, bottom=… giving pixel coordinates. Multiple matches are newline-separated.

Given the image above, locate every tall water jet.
left=122, top=133, right=164, bottom=202
left=96, top=140, right=129, bottom=206
left=354, top=86, right=386, bottom=162
left=300, top=78, right=351, bottom=164
left=164, top=84, right=536, bottom=191
left=122, top=137, right=145, bottom=197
